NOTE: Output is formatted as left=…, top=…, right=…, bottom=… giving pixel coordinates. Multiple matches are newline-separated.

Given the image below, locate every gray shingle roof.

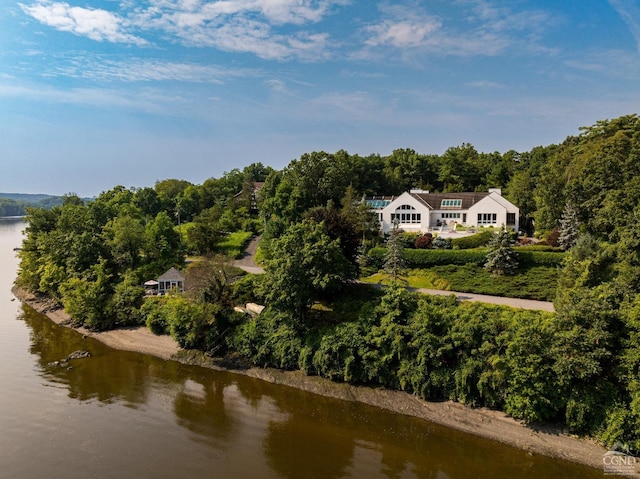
left=412, top=192, right=490, bottom=210
left=158, top=267, right=185, bottom=282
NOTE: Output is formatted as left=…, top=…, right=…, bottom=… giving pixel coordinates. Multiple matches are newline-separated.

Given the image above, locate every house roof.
left=233, top=181, right=266, bottom=199
left=366, top=195, right=395, bottom=209
left=158, top=267, right=185, bottom=282
left=411, top=191, right=490, bottom=210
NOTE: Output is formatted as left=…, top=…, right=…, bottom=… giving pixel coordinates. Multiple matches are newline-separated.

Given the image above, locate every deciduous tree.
left=260, top=220, right=355, bottom=320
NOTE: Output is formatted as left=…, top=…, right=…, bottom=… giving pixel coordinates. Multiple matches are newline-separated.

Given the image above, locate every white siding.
left=380, top=192, right=431, bottom=233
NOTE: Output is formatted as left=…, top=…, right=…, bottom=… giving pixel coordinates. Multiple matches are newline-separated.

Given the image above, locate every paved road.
left=235, top=236, right=555, bottom=312
left=409, top=287, right=555, bottom=312
left=234, top=235, right=264, bottom=274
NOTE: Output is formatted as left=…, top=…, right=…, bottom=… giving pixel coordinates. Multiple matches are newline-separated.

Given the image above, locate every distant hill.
left=0, top=193, right=59, bottom=202
left=0, top=193, right=91, bottom=217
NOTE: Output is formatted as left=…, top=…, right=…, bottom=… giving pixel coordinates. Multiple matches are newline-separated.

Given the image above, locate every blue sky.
left=2, top=0, right=640, bottom=196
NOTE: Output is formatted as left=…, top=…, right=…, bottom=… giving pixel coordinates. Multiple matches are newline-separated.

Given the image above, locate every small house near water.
left=157, top=267, right=186, bottom=295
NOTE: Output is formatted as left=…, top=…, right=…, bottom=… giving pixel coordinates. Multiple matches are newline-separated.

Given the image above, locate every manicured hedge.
left=516, top=250, right=565, bottom=267
left=449, top=229, right=495, bottom=249
left=367, top=247, right=565, bottom=268
left=368, top=247, right=486, bottom=267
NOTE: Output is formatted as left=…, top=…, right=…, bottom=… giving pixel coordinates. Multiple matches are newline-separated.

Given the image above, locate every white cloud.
left=19, top=0, right=147, bottom=45
left=466, top=80, right=503, bottom=89
left=365, top=18, right=441, bottom=48
left=19, top=0, right=346, bottom=60
left=609, top=0, right=640, bottom=52
left=132, top=0, right=343, bottom=60
left=359, top=1, right=555, bottom=59
left=53, top=58, right=257, bottom=83
left=565, top=49, right=640, bottom=79
left=0, top=82, right=161, bottom=111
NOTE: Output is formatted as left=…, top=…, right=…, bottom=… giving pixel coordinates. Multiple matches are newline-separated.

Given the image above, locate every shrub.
left=398, top=232, right=419, bottom=249
left=517, top=250, right=565, bottom=267
left=142, top=296, right=170, bottom=335
left=450, top=229, right=495, bottom=249
left=432, top=264, right=559, bottom=300
left=229, top=274, right=264, bottom=306
left=402, top=249, right=487, bottom=266
left=432, top=235, right=451, bottom=249
left=516, top=244, right=562, bottom=252
left=111, top=273, right=145, bottom=327
left=311, top=321, right=367, bottom=382
left=414, top=233, right=433, bottom=249
left=368, top=247, right=563, bottom=269
left=229, top=309, right=302, bottom=369
left=544, top=227, right=560, bottom=247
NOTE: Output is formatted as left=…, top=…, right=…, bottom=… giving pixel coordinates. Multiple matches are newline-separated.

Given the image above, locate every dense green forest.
left=17, top=114, right=640, bottom=451
left=0, top=193, right=85, bottom=217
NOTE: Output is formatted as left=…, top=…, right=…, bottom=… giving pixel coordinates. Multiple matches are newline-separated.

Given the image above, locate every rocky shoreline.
left=12, top=285, right=612, bottom=473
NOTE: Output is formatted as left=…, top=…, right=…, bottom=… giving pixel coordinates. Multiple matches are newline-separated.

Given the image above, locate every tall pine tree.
left=383, top=220, right=406, bottom=283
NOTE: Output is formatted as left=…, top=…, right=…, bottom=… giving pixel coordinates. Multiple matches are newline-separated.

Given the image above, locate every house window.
left=506, top=213, right=516, bottom=224
left=441, top=213, right=461, bottom=219
left=477, top=213, right=497, bottom=225
left=392, top=205, right=421, bottom=224
left=441, top=199, right=462, bottom=209
left=367, top=199, right=391, bottom=209
left=391, top=207, right=421, bottom=224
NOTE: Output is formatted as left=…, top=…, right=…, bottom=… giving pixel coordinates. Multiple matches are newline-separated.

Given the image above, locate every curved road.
left=234, top=235, right=264, bottom=275
left=409, top=287, right=554, bottom=312
left=235, top=237, right=555, bottom=312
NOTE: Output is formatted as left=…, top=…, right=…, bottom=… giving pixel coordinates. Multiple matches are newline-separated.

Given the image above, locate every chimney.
left=488, top=188, right=502, bottom=196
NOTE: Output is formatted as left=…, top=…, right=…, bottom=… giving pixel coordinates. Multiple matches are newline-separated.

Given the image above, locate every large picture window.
left=477, top=213, right=497, bottom=225
left=391, top=205, right=421, bottom=223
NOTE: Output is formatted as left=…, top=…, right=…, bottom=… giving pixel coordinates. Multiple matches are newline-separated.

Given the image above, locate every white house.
left=367, top=188, right=519, bottom=234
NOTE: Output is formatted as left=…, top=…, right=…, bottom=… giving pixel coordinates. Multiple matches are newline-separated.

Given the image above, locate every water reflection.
left=173, top=375, right=235, bottom=448
left=15, top=303, right=604, bottom=479
left=22, top=305, right=156, bottom=405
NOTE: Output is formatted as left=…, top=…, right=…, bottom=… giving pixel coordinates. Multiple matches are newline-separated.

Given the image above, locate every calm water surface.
left=0, top=217, right=602, bottom=479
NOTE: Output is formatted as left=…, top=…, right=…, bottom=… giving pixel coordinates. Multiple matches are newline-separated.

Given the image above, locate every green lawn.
left=216, top=231, right=253, bottom=259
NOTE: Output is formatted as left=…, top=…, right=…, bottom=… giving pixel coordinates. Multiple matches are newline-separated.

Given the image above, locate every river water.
left=0, top=217, right=601, bottom=479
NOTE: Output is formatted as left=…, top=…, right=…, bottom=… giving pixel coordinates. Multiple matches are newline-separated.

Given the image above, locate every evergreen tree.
left=558, top=203, right=580, bottom=251
left=383, top=221, right=406, bottom=283
left=484, top=226, right=519, bottom=276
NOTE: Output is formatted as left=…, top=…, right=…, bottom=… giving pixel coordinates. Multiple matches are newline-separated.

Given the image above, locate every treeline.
left=0, top=198, right=25, bottom=217
left=17, top=114, right=640, bottom=451
left=0, top=193, right=87, bottom=216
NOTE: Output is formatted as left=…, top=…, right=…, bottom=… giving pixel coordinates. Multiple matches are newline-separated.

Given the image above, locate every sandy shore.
left=12, top=286, right=619, bottom=474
